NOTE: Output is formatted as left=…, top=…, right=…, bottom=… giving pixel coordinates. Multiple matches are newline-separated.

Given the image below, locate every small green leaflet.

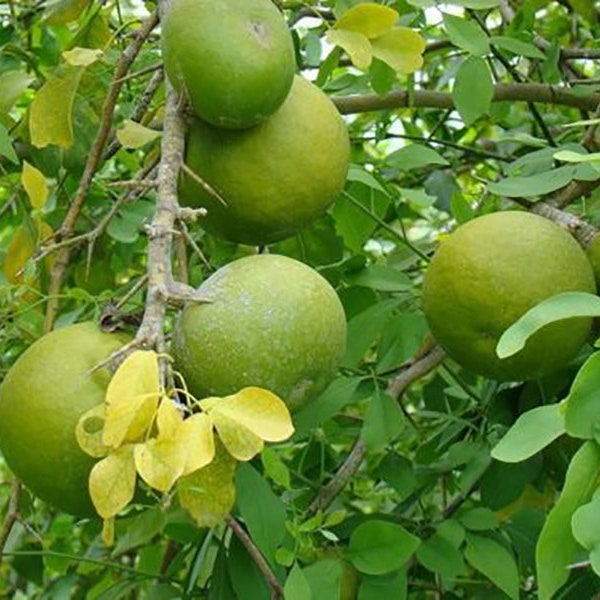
left=564, top=352, right=600, bottom=439
left=496, top=292, right=600, bottom=359
left=491, top=404, right=565, bottom=463
left=452, top=56, right=494, bottom=126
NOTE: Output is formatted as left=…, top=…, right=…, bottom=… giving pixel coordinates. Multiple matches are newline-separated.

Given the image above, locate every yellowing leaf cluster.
left=76, top=351, right=295, bottom=542
left=326, top=3, right=425, bottom=75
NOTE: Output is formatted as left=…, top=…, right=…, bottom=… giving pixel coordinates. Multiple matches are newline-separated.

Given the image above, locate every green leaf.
left=554, top=149, right=600, bottom=165
left=458, top=507, right=498, bottom=531
left=235, top=463, right=286, bottom=564
left=490, top=36, right=546, bottom=59
left=334, top=3, right=399, bottom=38
left=0, top=70, right=34, bottom=117
left=293, top=376, right=362, bottom=439
left=21, top=161, right=48, bottom=209
left=284, top=564, right=312, bottom=600
left=0, top=123, right=18, bottom=164
left=29, top=66, right=84, bottom=148
left=572, top=495, right=600, bottom=567
left=496, top=292, right=600, bottom=359
left=344, top=264, right=412, bottom=292
left=386, top=144, right=449, bottom=171
left=491, top=404, right=565, bottom=463
left=357, top=570, right=407, bottom=599
left=536, top=441, right=600, bottom=600
left=361, top=391, right=404, bottom=453
left=416, top=533, right=467, bottom=579
left=464, top=534, right=519, bottom=599
left=443, top=14, right=490, bottom=56
left=303, top=559, right=345, bottom=600
left=371, top=27, right=425, bottom=75
left=488, top=165, right=577, bottom=197
left=348, top=520, right=420, bottom=575
left=565, top=352, right=600, bottom=439
left=452, top=56, right=494, bottom=126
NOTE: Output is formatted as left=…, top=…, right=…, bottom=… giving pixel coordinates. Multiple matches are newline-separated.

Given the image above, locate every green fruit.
left=172, top=254, right=347, bottom=411
left=179, top=76, right=350, bottom=245
left=0, top=322, right=128, bottom=515
left=162, top=0, right=295, bottom=129
left=422, top=211, right=596, bottom=380
left=586, top=233, right=600, bottom=285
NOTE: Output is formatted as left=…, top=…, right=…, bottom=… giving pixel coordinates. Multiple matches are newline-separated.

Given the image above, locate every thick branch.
left=44, top=10, right=160, bottom=332
left=334, top=84, right=600, bottom=115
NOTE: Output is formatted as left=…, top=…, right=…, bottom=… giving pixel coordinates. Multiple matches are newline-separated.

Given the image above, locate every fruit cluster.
left=162, top=0, right=351, bottom=246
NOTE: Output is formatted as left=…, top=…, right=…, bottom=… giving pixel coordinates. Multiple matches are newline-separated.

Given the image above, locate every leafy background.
left=3, top=0, right=600, bottom=598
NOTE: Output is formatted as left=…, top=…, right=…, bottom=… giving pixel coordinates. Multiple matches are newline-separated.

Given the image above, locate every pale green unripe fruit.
left=422, top=211, right=596, bottom=380
left=0, top=323, right=129, bottom=515
left=162, top=0, right=295, bottom=129
left=172, top=254, right=347, bottom=411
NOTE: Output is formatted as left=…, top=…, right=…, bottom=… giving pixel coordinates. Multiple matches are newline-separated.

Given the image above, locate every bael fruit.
left=0, top=322, right=128, bottom=515
left=172, top=254, right=347, bottom=411
left=179, top=76, right=350, bottom=246
left=422, top=211, right=596, bottom=381
left=162, top=0, right=295, bottom=129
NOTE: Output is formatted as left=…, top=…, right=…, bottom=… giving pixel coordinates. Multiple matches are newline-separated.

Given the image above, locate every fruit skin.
left=179, top=76, right=350, bottom=246
left=586, top=233, right=600, bottom=285
left=0, top=322, right=128, bottom=515
left=172, top=254, right=347, bottom=411
left=422, top=211, right=596, bottom=381
left=162, top=0, right=295, bottom=129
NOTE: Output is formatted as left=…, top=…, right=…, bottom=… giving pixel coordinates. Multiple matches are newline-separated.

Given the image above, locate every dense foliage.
left=3, top=0, right=600, bottom=598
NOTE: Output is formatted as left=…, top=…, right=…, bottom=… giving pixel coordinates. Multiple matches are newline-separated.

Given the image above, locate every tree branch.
left=43, top=10, right=160, bottom=333
left=226, top=516, right=283, bottom=599
left=334, top=84, right=600, bottom=115
left=307, top=346, right=447, bottom=515
left=0, top=479, right=22, bottom=567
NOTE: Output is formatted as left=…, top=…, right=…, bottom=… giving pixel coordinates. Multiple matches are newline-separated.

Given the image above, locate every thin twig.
left=226, top=516, right=283, bottom=600
left=44, top=10, right=160, bottom=332
left=307, top=346, right=447, bottom=515
left=0, top=479, right=22, bottom=567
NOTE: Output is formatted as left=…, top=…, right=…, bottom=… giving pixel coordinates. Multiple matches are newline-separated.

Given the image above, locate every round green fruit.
left=0, top=322, right=128, bottom=515
left=172, top=254, right=347, bottom=411
left=422, top=211, right=596, bottom=380
left=179, top=76, right=350, bottom=245
left=162, top=0, right=295, bottom=129
left=586, top=232, right=600, bottom=285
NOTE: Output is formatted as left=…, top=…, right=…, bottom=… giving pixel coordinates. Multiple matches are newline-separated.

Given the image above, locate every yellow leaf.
left=22, top=161, right=48, bottom=209
left=134, top=438, right=185, bottom=493
left=178, top=413, right=215, bottom=475
left=178, top=442, right=236, bottom=528
left=102, top=518, right=115, bottom=547
left=156, top=396, right=183, bottom=440
left=371, top=27, right=426, bottom=75
left=62, top=47, right=103, bottom=67
left=75, top=403, right=109, bottom=458
left=207, top=410, right=263, bottom=461
left=29, top=65, right=84, bottom=148
left=4, top=221, right=53, bottom=285
left=103, top=350, right=160, bottom=448
left=116, top=119, right=161, bottom=149
left=326, top=29, right=372, bottom=70
left=44, top=0, right=90, bottom=25
left=89, top=445, right=136, bottom=519
left=206, top=387, right=294, bottom=443
left=335, top=3, right=398, bottom=38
